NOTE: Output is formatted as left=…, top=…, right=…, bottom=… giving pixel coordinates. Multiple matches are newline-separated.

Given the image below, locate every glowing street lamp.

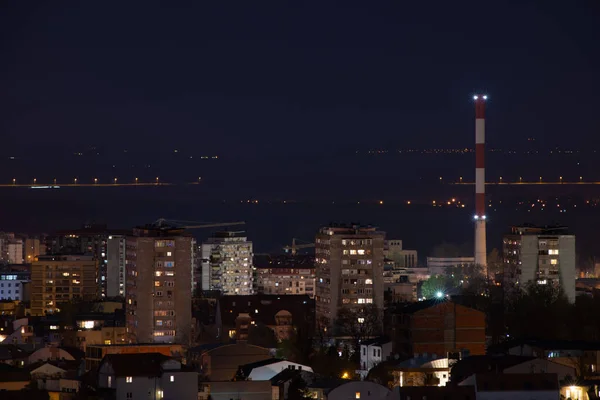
left=135, top=177, right=138, bottom=184
left=12, top=178, right=16, bottom=185
left=435, top=291, right=444, bottom=299
left=94, top=178, right=98, bottom=184
left=114, top=178, right=118, bottom=184
left=33, top=178, right=36, bottom=184
left=74, top=178, right=78, bottom=184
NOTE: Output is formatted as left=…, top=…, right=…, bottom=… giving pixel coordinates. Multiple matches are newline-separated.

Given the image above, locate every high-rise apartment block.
left=31, top=255, right=98, bottom=316
left=106, top=235, right=127, bottom=298
left=47, top=225, right=112, bottom=297
left=503, top=225, right=576, bottom=303
left=315, top=225, right=385, bottom=326
left=25, top=238, right=46, bottom=263
left=200, top=232, right=253, bottom=295
left=254, top=255, right=315, bottom=297
left=8, top=238, right=23, bottom=264
left=125, top=226, right=194, bottom=344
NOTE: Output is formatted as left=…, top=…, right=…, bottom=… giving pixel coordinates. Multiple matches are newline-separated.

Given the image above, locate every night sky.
left=1, top=1, right=599, bottom=162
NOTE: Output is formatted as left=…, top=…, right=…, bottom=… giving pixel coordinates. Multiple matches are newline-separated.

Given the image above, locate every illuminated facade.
left=254, top=255, right=315, bottom=297
left=125, top=227, right=193, bottom=344
left=315, top=225, right=385, bottom=326
left=201, top=232, right=253, bottom=295
left=503, top=225, right=576, bottom=302
left=0, top=271, right=29, bottom=301
left=30, top=255, right=98, bottom=316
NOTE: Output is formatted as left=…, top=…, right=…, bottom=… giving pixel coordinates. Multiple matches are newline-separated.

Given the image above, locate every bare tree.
left=334, top=305, right=382, bottom=359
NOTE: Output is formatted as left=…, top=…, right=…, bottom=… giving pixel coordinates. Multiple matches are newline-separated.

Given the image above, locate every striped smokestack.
left=474, top=95, right=487, bottom=270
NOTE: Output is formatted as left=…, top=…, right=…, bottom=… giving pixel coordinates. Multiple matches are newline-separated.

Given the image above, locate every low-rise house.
left=0, top=363, right=31, bottom=391
left=458, top=373, right=559, bottom=400
left=450, top=355, right=576, bottom=385
left=188, top=342, right=271, bottom=381
left=396, top=386, right=476, bottom=400
left=308, top=380, right=391, bottom=400
left=97, top=353, right=198, bottom=400
left=29, top=361, right=81, bottom=398
left=207, top=381, right=272, bottom=400
left=236, top=358, right=313, bottom=381
left=391, top=355, right=449, bottom=387
left=357, top=337, right=392, bottom=379
left=0, top=344, right=28, bottom=366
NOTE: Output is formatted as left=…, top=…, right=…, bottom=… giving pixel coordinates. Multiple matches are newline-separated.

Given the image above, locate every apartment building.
left=200, top=232, right=253, bottom=295
left=314, top=224, right=385, bottom=326
left=254, top=254, right=315, bottom=297
left=125, top=226, right=194, bottom=344
left=107, top=235, right=127, bottom=297
left=31, top=255, right=98, bottom=316
left=503, top=225, right=576, bottom=303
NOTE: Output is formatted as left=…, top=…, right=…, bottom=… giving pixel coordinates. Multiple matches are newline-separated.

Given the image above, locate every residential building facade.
left=503, top=225, right=576, bottom=302
left=0, top=271, right=29, bottom=301
left=125, top=226, right=194, bottom=344
left=107, top=235, right=127, bottom=297
left=30, top=255, right=98, bottom=316
left=254, top=254, right=315, bottom=297
left=384, top=240, right=417, bottom=268
left=201, top=232, right=253, bottom=295
left=314, top=224, right=385, bottom=326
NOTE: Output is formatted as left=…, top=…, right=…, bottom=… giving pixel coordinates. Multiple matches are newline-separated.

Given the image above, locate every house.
left=357, top=337, right=392, bottom=379
left=0, top=363, right=31, bottom=391
left=236, top=358, right=313, bottom=381
left=0, top=344, right=28, bottom=366
left=85, top=343, right=186, bottom=371
left=29, top=361, right=81, bottom=397
left=490, top=339, right=600, bottom=378
left=206, top=381, right=273, bottom=400
left=188, top=342, right=271, bottom=381
left=458, top=373, right=559, bottom=400
left=270, top=368, right=316, bottom=400
left=450, top=355, right=576, bottom=385
left=396, top=386, right=476, bottom=400
left=391, top=355, right=450, bottom=387
left=97, top=353, right=198, bottom=400
left=388, top=300, right=485, bottom=358
left=308, top=380, right=391, bottom=400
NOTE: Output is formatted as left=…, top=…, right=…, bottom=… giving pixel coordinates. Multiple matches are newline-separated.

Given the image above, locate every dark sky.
left=1, top=1, right=599, bottom=159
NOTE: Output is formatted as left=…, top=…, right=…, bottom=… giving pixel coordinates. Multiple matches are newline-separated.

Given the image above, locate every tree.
left=247, top=323, right=278, bottom=348
left=487, top=248, right=503, bottom=278
left=288, top=375, right=310, bottom=400
left=420, top=275, right=459, bottom=299
left=366, top=361, right=394, bottom=388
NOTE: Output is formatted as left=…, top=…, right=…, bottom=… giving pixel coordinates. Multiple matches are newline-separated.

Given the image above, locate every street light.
left=114, top=178, right=118, bottom=184
left=74, top=178, right=78, bottom=184
left=435, top=291, right=444, bottom=299
left=135, top=177, right=138, bottom=184
left=94, top=178, right=98, bottom=184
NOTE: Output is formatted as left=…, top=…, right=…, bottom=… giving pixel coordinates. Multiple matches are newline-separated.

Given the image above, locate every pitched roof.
left=0, top=364, right=30, bottom=382
left=473, top=373, right=559, bottom=391
left=239, top=358, right=282, bottom=377
left=360, top=336, right=390, bottom=347
left=101, top=353, right=173, bottom=377
left=450, top=355, right=535, bottom=384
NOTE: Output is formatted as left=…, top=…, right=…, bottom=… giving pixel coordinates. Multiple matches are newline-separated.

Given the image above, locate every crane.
left=153, top=218, right=245, bottom=230
left=283, top=238, right=315, bottom=255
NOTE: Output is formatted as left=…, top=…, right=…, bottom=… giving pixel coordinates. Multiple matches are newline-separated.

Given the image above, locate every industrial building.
left=125, top=225, right=194, bottom=344
left=384, top=240, right=417, bottom=268
left=314, top=224, right=385, bottom=326
left=200, top=232, right=253, bottom=295
left=503, top=225, right=576, bottom=303
left=30, top=255, right=98, bottom=316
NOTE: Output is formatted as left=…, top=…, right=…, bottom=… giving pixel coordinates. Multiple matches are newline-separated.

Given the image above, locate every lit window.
left=83, top=321, right=94, bottom=329
left=355, top=392, right=361, bottom=399
left=49, top=325, right=58, bottom=330
left=366, top=298, right=373, bottom=304
left=350, top=250, right=357, bottom=255
left=357, top=317, right=365, bottom=324
left=170, top=375, right=175, bottom=382
left=104, top=340, right=111, bottom=345
left=358, top=298, right=366, bottom=304
left=108, top=376, right=112, bottom=387
left=166, top=252, right=172, bottom=257
left=343, top=250, right=349, bottom=255
left=357, top=249, right=365, bottom=255
left=229, top=329, right=236, bottom=339
left=155, top=271, right=163, bottom=277
left=551, top=259, right=558, bottom=265
left=126, top=376, right=133, bottom=383
left=365, top=279, right=373, bottom=285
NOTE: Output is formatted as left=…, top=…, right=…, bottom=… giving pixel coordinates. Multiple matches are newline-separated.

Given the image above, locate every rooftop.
left=101, top=353, right=178, bottom=377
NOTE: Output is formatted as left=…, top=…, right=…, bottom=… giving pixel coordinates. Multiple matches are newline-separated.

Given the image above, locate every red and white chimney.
left=474, top=95, right=487, bottom=270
